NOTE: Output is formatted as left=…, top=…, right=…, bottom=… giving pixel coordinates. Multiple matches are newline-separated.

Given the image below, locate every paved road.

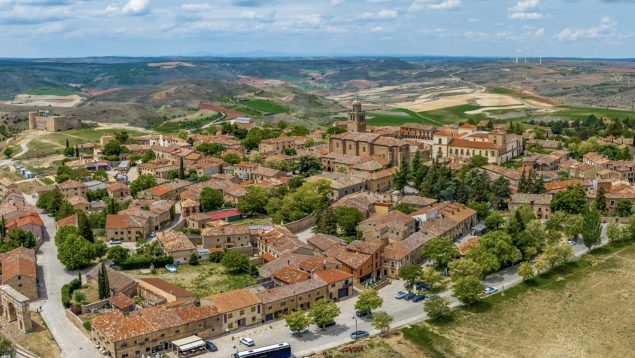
left=26, top=194, right=100, bottom=358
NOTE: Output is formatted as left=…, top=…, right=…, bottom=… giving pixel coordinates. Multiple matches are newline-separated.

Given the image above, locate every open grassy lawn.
left=403, top=241, right=635, bottom=358
left=48, top=127, right=149, bottom=146
left=130, top=261, right=257, bottom=298
left=487, top=87, right=515, bottom=94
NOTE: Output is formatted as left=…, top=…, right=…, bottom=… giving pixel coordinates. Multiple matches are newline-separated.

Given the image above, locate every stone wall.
left=284, top=214, right=317, bottom=233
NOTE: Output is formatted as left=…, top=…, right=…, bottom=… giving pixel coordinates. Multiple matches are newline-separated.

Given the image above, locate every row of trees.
left=56, top=224, right=106, bottom=270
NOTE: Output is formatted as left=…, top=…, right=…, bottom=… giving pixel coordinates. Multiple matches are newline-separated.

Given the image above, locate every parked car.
left=108, top=239, right=122, bottom=245
left=350, top=330, right=370, bottom=340
left=165, top=264, right=177, bottom=273
left=567, top=240, right=576, bottom=246
left=239, top=337, right=255, bottom=346
left=289, top=327, right=309, bottom=335
left=318, top=321, right=336, bottom=329
left=205, top=341, right=218, bottom=352
left=416, top=283, right=431, bottom=291
left=355, top=310, right=371, bottom=318
left=149, top=231, right=156, bottom=238
left=483, top=286, right=498, bottom=295
left=395, top=291, right=409, bottom=299
left=412, top=295, right=428, bottom=302
left=404, top=292, right=416, bottom=301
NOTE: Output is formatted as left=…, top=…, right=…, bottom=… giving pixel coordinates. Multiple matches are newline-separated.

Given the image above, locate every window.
left=251, top=307, right=255, bottom=312
left=240, top=310, right=244, bottom=316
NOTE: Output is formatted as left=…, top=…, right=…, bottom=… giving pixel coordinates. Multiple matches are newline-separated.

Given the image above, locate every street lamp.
left=352, top=315, right=358, bottom=337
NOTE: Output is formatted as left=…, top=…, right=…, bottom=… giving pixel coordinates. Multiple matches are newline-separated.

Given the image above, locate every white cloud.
left=467, top=17, right=479, bottom=23
left=370, top=25, right=384, bottom=32
left=32, top=21, right=65, bottom=34
left=122, top=0, right=149, bottom=16
left=534, top=27, right=544, bottom=36
left=181, top=3, right=211, bottom=12
left=557, top=16, right=619, bottom=41
left=330, top=0, right=343, bottom=5
left=408, top=0, right=461, bottom=13
left=508, top=0, right=542, bottom=20
left=377, top=9, right=397, bottom=19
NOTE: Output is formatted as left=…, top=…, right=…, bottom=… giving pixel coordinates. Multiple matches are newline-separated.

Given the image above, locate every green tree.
left=484, top=212, right=504, bottom=230
left=452, top=275, right=484, bottom=305
left=0, top=331, right=15, bottom=358
left=97, top=262, right=111, bottom=299
left=518, top=262, right=535, bottom=281
left=237, top=185, right=269, bottom=215
left=421, top=237, right=458, bottom=269
left=0, top=216, right=5, bottom=238
left=470, top=155, right=488, bottom=167
left=418, top=267, right=444, bottom=291
left=55, top=225, right=80, bottom=246
left=72, top=290, right=86, bottom=305
left=178, top=157, right=185, bottom=179
left=468, top=230, right=522, bottom=269
left=354, top=288, right=383, bottom=314
left=130, top=174, right=157, bottom=197
left=196, top=142, right=225, bottom=157
left=334, top=206, right=364, bottom=236
left=200, top=188, right=224, bottom=212
left=77, top=211, right=94, bottom=243
left=293, top=156, right=323, bottom=177
left=399, top=263, right=423, bottom=291
left=490, top=177, right=511, bottom=210
left=315, top=207, right=338, bottom=236
left=424, top=296, right=452, bottom=321
left=220, top=250, right=250, bottom=273
left=107, top=246, right=129, bottom=266
left=393, top=159, right=409, bottom=193
left=141, top=150, right=156, bottom=163
left=596, top=187, right=607, bottom=213
left=535, top=243, right=574, bottom=273
left=223, top=153, right=241, bottom=165
left=3, top=147, right=13, bottom=158
left=372, top=311, right=393, bottom=336
left=606, top=222, right=628, bottom=242
left=616, top=199, right=633, bottom=217
left=582, top=202, right=601, bottom=249
left=308, top=299, right=341, bottom=328
left=189, top=252, right=199, bottom=266
left=448, top=258, right=483, bottom=280
left=7, top=228, right=36, bottom=248
left=58, top=234, right=96, bottom=270
left=55, top=201, right=76, bottom=221
left=550, top=185, right=588, bottom=215
left=284, top=311, right=310, bottom=335
left=103, top=140, right=123, bottom=156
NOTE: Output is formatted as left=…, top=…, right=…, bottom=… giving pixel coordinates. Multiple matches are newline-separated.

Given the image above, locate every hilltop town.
left=0, top=84, right=634, bottom=358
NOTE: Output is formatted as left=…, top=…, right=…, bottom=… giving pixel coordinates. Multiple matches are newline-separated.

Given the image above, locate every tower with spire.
left=347, top=94, right=366, bottom=133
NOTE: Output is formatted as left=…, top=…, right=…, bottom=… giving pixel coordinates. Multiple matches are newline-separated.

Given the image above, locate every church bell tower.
left=347, top=95, right=366, bottom=133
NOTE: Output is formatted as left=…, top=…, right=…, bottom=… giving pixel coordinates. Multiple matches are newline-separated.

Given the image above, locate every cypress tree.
left=0, top=216, right=5, bottom=238
left=77, top=211, right=94, bottom=243
left=315, top=208, right=337, bottom=236
left=178, top=157, right=185, bottom=179
left=65, top=138, right=69, bottom=148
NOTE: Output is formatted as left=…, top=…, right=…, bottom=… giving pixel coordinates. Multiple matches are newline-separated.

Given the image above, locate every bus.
left=233, top=342, right=291, bottom=358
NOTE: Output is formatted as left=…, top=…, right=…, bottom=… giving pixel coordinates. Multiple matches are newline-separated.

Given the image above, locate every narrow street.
left=26, top=195, right=100, bottom=358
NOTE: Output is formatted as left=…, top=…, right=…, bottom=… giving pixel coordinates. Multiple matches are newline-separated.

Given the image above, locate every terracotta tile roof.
left=202, top=289, right=261, bottom=313
left=347, top=240, right=382, bottom=255
left=138, top=277, right=196, bottom=297
left=105, top=214, right=145, bottom=229
left=57, top=214, right=78, bottom=228
left=86, top=265, right=135, bottom=293
left=449, top=138, right=498, bottom=149
left=14, top=213, right=43, bottom=227
left=314, top=268, right=352, bottom=284
left=59, top=180, right=85, bottom=189
left=1, top=247, right=36, bottom=282
left=544, top=179, right=583, bottom=193
left=108, top=182, right=129, bottom=192
left=260, top=136, right=306, bottom=144
left=109, top=293, right=134, bottom=310
left=262, top=252, right=276, bottom=262
left=201, top=224, right=250, bottom=237
left=382, top=232, right=432, bottom=260
left=255, top=277, right=326, bottom=304
left=458, top=236, right=480, bottom=256
left=258, top=253, right=312, bottom=278
left=236, top=161, right=259, bottom=168
left=307, top=234, right=341, bottom=251
left=335, top=251, right=370, bottom=270
left=273, top=266, right=311, bottom=284
left=207, top=208, right=242, bottom=221
left=156, top=231, right=195, bottom=253
left=68, top=195, right=89, bottom=206
left=360, top=210, right=414, bottom=226
left=511, top=193, right=553, bottom=206
left=331, top=132, right=381, bottom=142
left=91, top=302, right=220, bottom=342
left=298, top=256, right=339, bottom=272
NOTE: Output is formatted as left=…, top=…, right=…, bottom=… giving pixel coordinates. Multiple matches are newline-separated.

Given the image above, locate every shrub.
left=82, top=321, right=92, bottom=331
left=119, top=255, right=173, bottom=270
left=61, top=278, right=82, bottom=308
left=209, top=251, right=225, bottom=263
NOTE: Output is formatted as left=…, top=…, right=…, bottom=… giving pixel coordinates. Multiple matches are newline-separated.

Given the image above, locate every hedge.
left=61, top=278, right=82, bottom=308
left=119, top=255, right=173, bottom=270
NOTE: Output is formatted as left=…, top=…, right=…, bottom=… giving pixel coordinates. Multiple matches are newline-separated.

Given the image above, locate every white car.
left=165, top=264, right=177, bottom=273
left=239, top=337, right=255, bottom=346
left=289, top=327, right=309, bottom=335
left=567, top=240, right=576, bottom=246
left=483, top=286, right=498, bottom=295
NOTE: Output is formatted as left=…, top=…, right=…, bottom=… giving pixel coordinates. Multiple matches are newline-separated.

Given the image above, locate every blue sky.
left=0, top=0, right=634, bottom=58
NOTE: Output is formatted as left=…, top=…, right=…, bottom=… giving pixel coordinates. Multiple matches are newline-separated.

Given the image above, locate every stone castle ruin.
left=28, top=111, right=82, bottom=132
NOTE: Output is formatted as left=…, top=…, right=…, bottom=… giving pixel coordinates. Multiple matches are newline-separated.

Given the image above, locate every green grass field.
left=487, top=87, right=515, bottom=94
left=48, top=128, right=149, bottom=146
left=367, top=105, right=487, bottom=126
left=26, top=87, right=78, bottom=96
left=238, top=99, right=288, bottom=116
left=550, top=106, right=635, bottom=120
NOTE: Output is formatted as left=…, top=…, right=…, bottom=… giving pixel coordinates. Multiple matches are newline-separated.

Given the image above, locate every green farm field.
left=367, top=105, right=487, bottom=126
